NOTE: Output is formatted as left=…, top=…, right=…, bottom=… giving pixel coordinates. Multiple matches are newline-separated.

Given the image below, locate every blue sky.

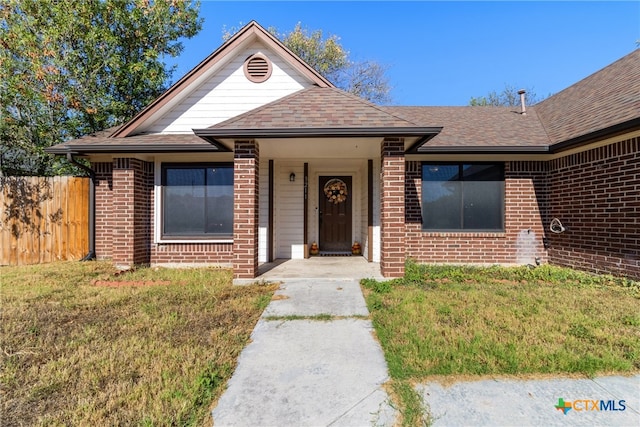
left=170, top=1, right=640, bottom=106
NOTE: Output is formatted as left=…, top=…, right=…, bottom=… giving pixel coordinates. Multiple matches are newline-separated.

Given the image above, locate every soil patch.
left=92, top=280, right=172, bottom=287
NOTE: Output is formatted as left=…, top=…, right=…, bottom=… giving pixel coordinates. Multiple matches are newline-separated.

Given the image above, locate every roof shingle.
left=210, top=87, right=422, bottom=129
left=535, top=49, right=640, bottom=144
left=46, top=49, right=640, bottom=155
left=385, top=106, right=551, bottom=149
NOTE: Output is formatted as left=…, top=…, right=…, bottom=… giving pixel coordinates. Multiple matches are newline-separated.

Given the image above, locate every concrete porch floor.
left=256, top=256, right=385, bottom=281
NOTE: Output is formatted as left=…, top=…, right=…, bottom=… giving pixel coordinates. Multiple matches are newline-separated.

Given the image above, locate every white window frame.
left=154, top=160, right=234, bottom=244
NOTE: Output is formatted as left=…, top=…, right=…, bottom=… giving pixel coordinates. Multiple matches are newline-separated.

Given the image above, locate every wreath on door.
left=324, top=178, right=348, bottom=204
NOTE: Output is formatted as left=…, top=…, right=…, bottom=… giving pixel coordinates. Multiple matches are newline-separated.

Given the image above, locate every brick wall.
left=133, top=160, right=153, bottom=264
left=233, top=141, right=260, bottom=279
left=151, top=242, right=233, bottom=265
left=93, top=159, right=235, bottom=267
left=92, top=162, right=114, bottom=259
left=111, top=158, right=153, bottom=268
left=547, top=137, right=639, bottom=279
left=88, top=136, right=637, bottom=280
left=111, top=159, right=134, bottom=267
left=405, top=161, right=548, bottom=265
left=380, top=139, right=406, bottom=277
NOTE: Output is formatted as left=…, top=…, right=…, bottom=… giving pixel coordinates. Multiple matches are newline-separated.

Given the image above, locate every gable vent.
left=244, top=54, right=272, bottom=83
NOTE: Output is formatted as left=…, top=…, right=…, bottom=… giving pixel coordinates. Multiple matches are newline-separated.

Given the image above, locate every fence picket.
left=0, top=176, right=89, bottom=265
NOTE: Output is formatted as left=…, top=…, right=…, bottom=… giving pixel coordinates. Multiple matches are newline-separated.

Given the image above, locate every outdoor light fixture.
left=289, top=172, right=296, bottom=182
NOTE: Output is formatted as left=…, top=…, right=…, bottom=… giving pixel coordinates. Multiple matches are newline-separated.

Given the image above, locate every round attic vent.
left=243, top=54, right=272, bottom=83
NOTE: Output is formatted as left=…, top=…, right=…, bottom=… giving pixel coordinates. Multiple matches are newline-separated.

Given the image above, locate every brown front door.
left=319, top=176, right=352, bottom=252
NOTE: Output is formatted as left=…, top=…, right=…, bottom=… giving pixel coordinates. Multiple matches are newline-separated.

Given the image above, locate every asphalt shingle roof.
left=385, top=106, right=551, bottom=149
left=210, top=87, right=422, bottom=129
left=46, top=49, right=639, bottom=155
left=535, top=49, right=640, bottom=145
left=45, top=127, right=220, bottom=154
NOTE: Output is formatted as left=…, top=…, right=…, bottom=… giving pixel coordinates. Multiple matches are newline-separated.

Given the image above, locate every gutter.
left=193, top=126, right=443, bottom=139
left=45, top=143, right=229, bottom=155
left=407, top=145, right=550, bottom=155
left=66, top=153, right=96, bottom=261
left=193, top=126, right=443, bottom=149
left=549, top=117, right=640, bottom=154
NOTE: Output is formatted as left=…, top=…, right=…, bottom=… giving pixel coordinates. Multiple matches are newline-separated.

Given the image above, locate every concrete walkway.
left=419, top=374, right=640, bottom=426
left=215, top=258, right=640, bottom=426
left=256, top=257, right=385, bottom=281
left=212, top=264, right=395, bottom=426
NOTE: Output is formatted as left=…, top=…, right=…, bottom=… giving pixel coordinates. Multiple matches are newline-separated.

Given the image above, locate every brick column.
left=91, top=162, right=114, bottom=259
left=111, top=158, right=152, bottom=269
left=233, top=140, right=259, bottom=280
left=381, top=138, right=406, bottom=278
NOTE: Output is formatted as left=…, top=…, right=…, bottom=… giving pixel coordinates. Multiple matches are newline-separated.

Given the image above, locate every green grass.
left=362, top=261, right=640, bottom=426
left=1, top=261, right=277, bottom=427
left=388, top=380, right=433, bottom=427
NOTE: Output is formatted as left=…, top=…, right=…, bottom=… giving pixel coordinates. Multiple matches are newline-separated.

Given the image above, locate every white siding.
left=306, top=159, right=366, bottom=256
left=372, top=160, right=381, bottom=262
left=268, top=158, right=378, bottom=261
left=145, top=41, right=313, bottom=134
left=275, top=162, right=305, bottom=259
left=258, top=158, right=270, bottom=263
left=361, top=163, right=369, bottom=261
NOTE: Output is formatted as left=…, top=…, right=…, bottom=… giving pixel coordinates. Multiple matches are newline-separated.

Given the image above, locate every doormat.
left=318, top=251, right=352, bottom=257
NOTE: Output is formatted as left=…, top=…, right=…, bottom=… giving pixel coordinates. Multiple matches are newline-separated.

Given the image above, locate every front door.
left=319, top=176, right=352, bottom=252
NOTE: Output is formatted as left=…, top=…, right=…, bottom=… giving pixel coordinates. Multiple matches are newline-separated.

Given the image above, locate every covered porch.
left=191, top=87, right=440, bottom=281
left=227, top=136, right=416, bottom=282
left=258, top=144, right=380, bottom=263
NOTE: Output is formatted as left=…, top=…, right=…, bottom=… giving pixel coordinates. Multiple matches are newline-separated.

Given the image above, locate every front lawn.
left=362, top=262, right=640, bottom=425
left=1, top=262, right=277, bottom=426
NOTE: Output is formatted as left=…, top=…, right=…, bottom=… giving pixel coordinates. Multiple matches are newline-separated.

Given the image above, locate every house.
left=46, top=21, right=640, bottom=281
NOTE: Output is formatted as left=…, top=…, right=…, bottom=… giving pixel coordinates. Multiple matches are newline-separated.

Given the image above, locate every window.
left=162, top=164, right=233, bottom=238
left=422, top=163, right=504, bottom=231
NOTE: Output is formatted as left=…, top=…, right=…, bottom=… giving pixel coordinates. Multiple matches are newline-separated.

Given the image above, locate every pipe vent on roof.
left=518, top=89, right=527, bottom=115
left=244, top=54, right=272, bottom=83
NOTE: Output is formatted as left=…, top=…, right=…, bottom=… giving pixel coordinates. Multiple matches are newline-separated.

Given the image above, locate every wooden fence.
left=0, top=176, right=89, bottom=265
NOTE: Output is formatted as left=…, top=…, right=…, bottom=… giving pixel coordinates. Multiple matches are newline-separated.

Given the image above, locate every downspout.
left=66, top=153, right=96, bottom=261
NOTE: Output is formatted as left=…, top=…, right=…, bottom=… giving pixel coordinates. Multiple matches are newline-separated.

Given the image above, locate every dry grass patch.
left=1, top=261, right=277, bottom=426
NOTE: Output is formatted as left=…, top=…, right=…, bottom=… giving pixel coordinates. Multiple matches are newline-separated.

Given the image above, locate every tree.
left=0, top=0, right=202, bottom=176
left=224, top=23, right=391, bottom=105
left=469, top=84, right=543, bottom=107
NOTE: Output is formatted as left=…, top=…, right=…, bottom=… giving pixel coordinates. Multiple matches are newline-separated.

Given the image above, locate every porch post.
left=233, top=140, right=260, bottom=280
left=380, top=138, right=406, bottom=278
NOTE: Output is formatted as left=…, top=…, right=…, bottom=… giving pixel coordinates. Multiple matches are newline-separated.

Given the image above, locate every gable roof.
left=45, top=24, right=639, bottom=157
left=110, top=21, right=333, bottom=138
left=193, top=86, right=441, bottom=145
left=535, top=49, right=640, bottom=149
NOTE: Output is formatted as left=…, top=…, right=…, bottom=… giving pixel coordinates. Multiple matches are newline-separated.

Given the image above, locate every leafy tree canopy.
left=224, top=22, right=392, bottom=105
left=469, top=84, right=544, bottom=107
left=0, top=0, right=202, bottom=176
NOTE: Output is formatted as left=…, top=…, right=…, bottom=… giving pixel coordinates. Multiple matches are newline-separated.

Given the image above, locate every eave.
left=194, top=126, right=442, bottom=147
left=549, top=117, right=640, bottom=154
left=45, top=143, right=230, bottom=155
left=407, top=145, right=550, bottom=155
